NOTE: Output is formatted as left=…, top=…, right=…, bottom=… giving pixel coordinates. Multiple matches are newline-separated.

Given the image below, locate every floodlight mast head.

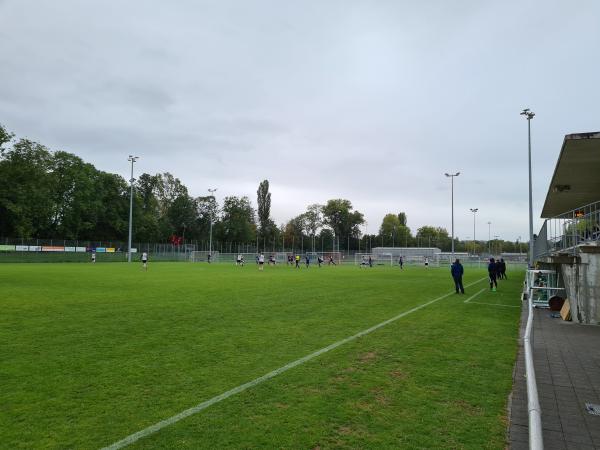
left=445, top=172, right=460, bottom=177
left=470, top=208, right=478, bottom=213
left=520, top=108, right=535, bottom=120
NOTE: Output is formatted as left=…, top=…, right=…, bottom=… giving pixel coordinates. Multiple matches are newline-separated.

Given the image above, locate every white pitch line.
left=101, top=277, right=487, bottom=450
left=467, top=301, right=520, bottom=308
left=464, top=288, right=486, bottom=303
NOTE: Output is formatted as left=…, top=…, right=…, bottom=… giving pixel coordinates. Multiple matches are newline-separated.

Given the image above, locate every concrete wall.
left=560, top=248, right=600, bottom=325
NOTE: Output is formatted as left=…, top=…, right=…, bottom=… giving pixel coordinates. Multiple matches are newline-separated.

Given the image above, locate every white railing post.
left=525, top=272, right=544, bottom=450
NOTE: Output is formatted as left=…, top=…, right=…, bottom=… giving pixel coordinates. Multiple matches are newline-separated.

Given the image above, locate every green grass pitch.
left=1, top=262, right=524, bottom=449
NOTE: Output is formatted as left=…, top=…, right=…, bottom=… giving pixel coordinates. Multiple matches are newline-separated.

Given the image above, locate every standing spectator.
left=488, top=258, right=498, bottom=291
left=451, top=259, right=464, bottom=294
left=500, top=258, right=507, bottom=279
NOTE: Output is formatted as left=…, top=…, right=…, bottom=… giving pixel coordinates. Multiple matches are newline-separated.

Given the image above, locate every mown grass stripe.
left=101, top=277, right=487, bottom=450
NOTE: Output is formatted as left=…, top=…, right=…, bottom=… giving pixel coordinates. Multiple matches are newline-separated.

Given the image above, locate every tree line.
left=0, top=124, right=524, bottom=253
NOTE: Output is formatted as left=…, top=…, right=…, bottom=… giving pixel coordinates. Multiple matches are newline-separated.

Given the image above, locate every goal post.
left=354, top=253, right=393, bottom=266
left=190, top=251, right=220, bottom=263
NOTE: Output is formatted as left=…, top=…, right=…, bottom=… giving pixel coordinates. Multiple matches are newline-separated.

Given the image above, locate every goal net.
left=190, top=251, right=220, bottom=263
left=354, top=253, right=393, bottom=266
left=319, top=252, right=342, bottom=265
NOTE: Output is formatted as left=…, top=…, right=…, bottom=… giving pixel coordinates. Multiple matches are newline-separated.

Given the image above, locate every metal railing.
left=533, top=200, right=600, bottom=259
left=524, top=278, right=544, bottom=449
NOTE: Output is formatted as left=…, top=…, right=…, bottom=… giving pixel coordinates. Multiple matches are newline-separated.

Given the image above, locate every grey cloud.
left=1, top=0, right=599, bottom=240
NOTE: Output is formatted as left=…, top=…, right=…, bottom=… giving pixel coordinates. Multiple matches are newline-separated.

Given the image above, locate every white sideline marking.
left=464, top=288, right=486, bottom=303
left=468, top=301, right=520, bottom=308
left=101, top=277, right=487, bottom=450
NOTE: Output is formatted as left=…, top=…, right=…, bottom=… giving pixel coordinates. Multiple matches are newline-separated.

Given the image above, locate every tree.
left=0, top=138, right=54, bottom=237
left=397, top=212, right=407, bottom=226
left=46, top=151, right=99, bottom=239
left=283, top=215, right=306, bottom=250
left=416, top=226, right=451, bottom=250
left=378, top=213, right=411, bottom=247
left=0, top=124, right=14, bottom=153
left=167, top=194, right=198, bottom=240
left=321, top=199, right=365, bottom=242
left=217, top=196, right=256, bottom=244
left=256, top=179, right=271, bottom=234
left=195, top=195, right=219, bottom=242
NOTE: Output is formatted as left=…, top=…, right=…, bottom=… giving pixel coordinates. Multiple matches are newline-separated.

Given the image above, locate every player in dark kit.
left=488, top=258, right=498, bottom=291
left=451, top=259, right=464, bottom=294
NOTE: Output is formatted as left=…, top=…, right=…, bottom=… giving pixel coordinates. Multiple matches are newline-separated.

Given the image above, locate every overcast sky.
left=1, top=1, right=599, bottom=242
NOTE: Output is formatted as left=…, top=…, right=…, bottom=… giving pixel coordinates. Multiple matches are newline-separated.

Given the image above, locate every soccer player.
left=424, top=256, right=429, bottom=268
left=328, top=255, right=336, bottom=265
left=305, top=255, right=310, bottom=268
left=488, top=258, right=498, bottom=291
left=317, top=255, right=323, bottom=267
left=91, top=251, right=96, bottom=263
left=399, top=256, right=404, bottom=269
left=451, top=258, right=464, bottom=294
left=141, top=251, right=148, bottom=271
left=269, top=254, right=276, bottom=265
left=360, top=255, right=368, bottom=268
left=287, top=254, right=293, bottom=265
left=207, top=253, right=212, bottom=264
left=236, top=254, right=242, bottom=266
left=295, top=254, right=300, bottom=268
left=258, top=253, right=265, bottom=270
left=368, top=256, right=373, bottom=268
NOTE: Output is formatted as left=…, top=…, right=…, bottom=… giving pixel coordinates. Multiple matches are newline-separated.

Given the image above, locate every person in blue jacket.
left=488, top=258, right=498, bottom=291
left=451, top=259, right=465, bottom=294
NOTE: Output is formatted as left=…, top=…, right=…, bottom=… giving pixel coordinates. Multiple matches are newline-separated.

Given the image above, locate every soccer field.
left=1, top=262, right=524, bottom=449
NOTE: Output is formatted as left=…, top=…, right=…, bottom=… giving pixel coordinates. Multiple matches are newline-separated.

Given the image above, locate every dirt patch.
left=390, top=369, right=407, bottom=380
left=275, top=402, right=289, bottom=409
left=358, top=351, right=378, bottom=363
left=453, top=399, right=484, bottom=416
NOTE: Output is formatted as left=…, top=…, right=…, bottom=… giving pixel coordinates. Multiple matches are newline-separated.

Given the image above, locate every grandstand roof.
left=541, top=132, right=600, bottom=217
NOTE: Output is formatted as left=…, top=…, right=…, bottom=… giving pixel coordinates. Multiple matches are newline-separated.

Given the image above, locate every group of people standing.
left=251, top=253, right=333, bottom=270
left=487, top=257, right=507, bottom=292
left=450, top=257, right=508, bottom=294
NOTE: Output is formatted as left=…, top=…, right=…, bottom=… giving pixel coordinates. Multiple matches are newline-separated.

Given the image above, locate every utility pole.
left=520, top=108, right=535, bottom=267
left=127, top=155, right=139, bottom=263
left=208, top=188, right=217, bottom=257
left=470, top=208, right=478, bottom=255
left=445, top=172, right=460, bottom=259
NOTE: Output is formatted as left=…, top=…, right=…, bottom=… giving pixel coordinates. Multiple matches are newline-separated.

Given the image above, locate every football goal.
left=190, top=251, right=220, bottom=263
left=354, top=253, right=393, bottom=266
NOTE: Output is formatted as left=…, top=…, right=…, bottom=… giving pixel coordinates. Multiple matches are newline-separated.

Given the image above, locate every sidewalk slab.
left=509, top=305, right=600, bottom=449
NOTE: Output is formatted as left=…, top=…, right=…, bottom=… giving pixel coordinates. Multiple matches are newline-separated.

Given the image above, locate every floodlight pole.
left=521, top=108, right=535, bottom=267
left=470, top=208, right=478, bottom=255
left=487, top=221, right=492, bottom=254
left=127, top=155, right=139, bottom=263
left=208, top=188, right=217, bottom=257
left=445, top=172, right=460, bottom=260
